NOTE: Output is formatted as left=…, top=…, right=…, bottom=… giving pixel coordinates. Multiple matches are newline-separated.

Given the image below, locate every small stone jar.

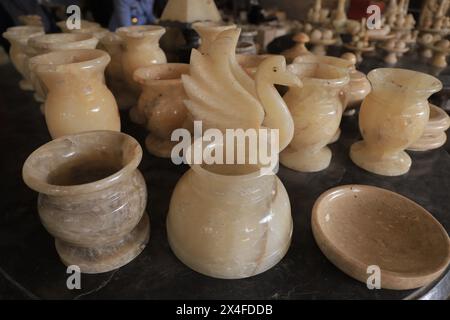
left=22, top=131, right=150, bottom=273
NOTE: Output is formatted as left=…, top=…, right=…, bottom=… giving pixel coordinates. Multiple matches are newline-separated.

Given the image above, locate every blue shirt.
left=109, top=0, right=156, bottom=31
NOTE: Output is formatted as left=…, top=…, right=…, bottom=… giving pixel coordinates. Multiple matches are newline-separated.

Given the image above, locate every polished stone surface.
left=0, top=59, right=449, bottom=299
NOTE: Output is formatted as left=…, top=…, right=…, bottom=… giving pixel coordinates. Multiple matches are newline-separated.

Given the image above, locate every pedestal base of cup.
left=145, top=134, right=176, bottom=158
left=19, top=79, right=33, bottom=91
left=55, top=213, right=150, bottom=274
left=280, top=146, right=332, bottom=172
left=350, top=141, right=412, bottom=176
left=407, top=132, right=447, bottom=152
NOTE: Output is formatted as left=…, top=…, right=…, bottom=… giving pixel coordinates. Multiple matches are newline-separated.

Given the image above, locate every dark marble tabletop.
left=0, top=52, right=449, bottom=300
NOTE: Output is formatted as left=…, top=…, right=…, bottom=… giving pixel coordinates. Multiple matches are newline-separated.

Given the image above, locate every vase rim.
left=288, top=62, right=350, bottom=87
left=293, top=55, right=353, bottom=71
left=28, top=33, right=98, bottom=51
left=116, top=25, right=165, bottom=39
left=22, top=131, right=142, bottom=196
left=367, top=68, right=443, bottom=94
left=185, top=137, right=273, bottom=181
left=2, top=26, right=44, bottom=43
left=30, top=49, right=110, bottom=74
left=133, top=63, right=189, bottom=86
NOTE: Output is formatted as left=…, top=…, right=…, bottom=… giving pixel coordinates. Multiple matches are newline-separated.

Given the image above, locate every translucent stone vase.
left=294, top=54, right=371, bottom=111
left=192, top=21, right=235, bottom=54
left=99, top=32, right=135, bottom=110
left=28, top=33, right=98, bottom=106
left=167, top=142, right=293, bottom=279
left=30, top=49, right=121, bottom=139
left=116, top=25, right=167, bottom=105
left=281, top=63, right=349, bottom=172
left=350, top=68, right=442, bottom=176
left=132, top=63, right=191, bottom=158
left=22, top=131, right=149, bottom=274
left=2, top=26, right=44, bottom=90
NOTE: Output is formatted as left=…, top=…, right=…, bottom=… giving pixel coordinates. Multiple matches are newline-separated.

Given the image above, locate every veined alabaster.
left=350, top=68, right=442, bottom=176
left=236, top=54, right=275, bottom=79
left=192, top=21, right=235, bottom=54
left=28, top=33, right=98, bottom=106
left=23, top=131, right=149, bottom=273
left=116, top=25, right=167, bottom=98
left=182, top=27, right=300, bottom=151
left=133, top=63, right=191, bottom=158
left=167, top=28, right=299, bottom=279
left=293, top=54, right=371, bottom=111
left=408, top=104, right=450, bottom=152
left=2, top=26, right=44, bottom=90
left=30, top=49, right=120, bottom=139
left=100, top=32, right=135, bottom=110
left=281, top=63, right=349, bottom=172
left=167, top=141, right=293, bottom=279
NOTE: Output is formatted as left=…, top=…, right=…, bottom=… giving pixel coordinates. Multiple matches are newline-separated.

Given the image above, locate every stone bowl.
left=312, top=185, right=450, bottom=290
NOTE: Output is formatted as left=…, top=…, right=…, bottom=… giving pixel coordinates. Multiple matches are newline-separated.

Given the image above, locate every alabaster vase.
left=350, top=68, right=442, bottom=176
left=281, top=63, right=349, bottom=172
left=132, top=63, right=191, bottom=158
left=100, top=32, right=135, bottom=110
left=22, top=131, right=149, bottom=274
left=116, top=25, right=167, bottom=98
left=28, top=33, right=99, bottom=105
left=30, top=49, right=121, bottom=139
left=192, top=21, right=236, bottom=54
left=2, top=26, right=44, bottom=90
left=167, top=143, right=293, bottom=279
left=294, top=54, right=371, bottom=110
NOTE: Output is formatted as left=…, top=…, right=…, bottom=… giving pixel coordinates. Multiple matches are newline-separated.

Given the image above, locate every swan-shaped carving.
left=182, top=28, right=301, bottom=151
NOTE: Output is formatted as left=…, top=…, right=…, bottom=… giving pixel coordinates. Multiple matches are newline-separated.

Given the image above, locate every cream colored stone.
left=182, top=27, right=300, bottom=152
left=350, top=68, right=442, bottom=176
left=192, top=22, right=235, bottom=54
left=168, top=27, right=299, bottom=279
left=294, top=54, right=371, bottom=110
left=280, top=63, right=349, bottom=172
left=236, top=53, right=274, bottom=78
left=100, top=32, right=135, bottom=110
left=408, top=104, right=450, bottom=151
left=28, top=33, right=99, bottom=106
left=2, top=26, right=44, bottom=90
left=133, top=63, right=191, bottom=158
left=57, top=20, right=101, bottom=33
left=312, top=184, right=450, bottom=290
left=30, top=49, right=121, bottom=139
left=160, top=0, right=221, bottom=23
left=167, top=143, right=292, bottom=279
left=116, top=25, right=167, bottom=105
left=22, top=131, right=149, bottom=274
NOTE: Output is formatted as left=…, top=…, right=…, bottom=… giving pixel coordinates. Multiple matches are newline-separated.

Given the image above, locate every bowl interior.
left=23, top=131, right=141, bottom=190
left=314, top=185, right=450, bottom=276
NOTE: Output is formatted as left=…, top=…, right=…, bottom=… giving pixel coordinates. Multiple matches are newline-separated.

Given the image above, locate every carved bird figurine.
left=182, top=28, right=301, bottom=151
